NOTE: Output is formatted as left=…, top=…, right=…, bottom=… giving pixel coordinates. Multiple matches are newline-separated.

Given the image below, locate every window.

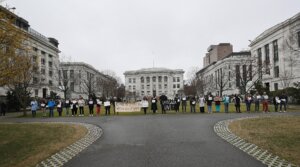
left=298, top=31, right=300, bottom=48
left=70, top=82, right=74, bottom=91
left=48, top=61, right=53, bottom=68
left=141, top=91, right=144, bottom=95
left=141, top=77, right=144, bottom=83
left=173, top=77, right=176, bottom=82
left=133, top=85, right=136, bottom=91
left=243, top=65, right=247, bottom=82
left=129, top=78, right=132, bottom=83
left=41, top=51, right=46, bottom=55
left=41, top=58, right=45, bottom=65
left=265, top=44, right=270, bottom=74
left=70, top=70, right=74, bottom=79
left=173, top=84, right=176, bottom=88
left=228, top=71, right=231, bottom=81
left=79, top=70, right=81, bottom=79
left=159, top=84, right=162, bottom=89
left=274, top=66, right=279, bottom=78
left=63, top=70, right=68, bottom=78
left=273, top=40, right=278, bottom=62
left=164, top=84, right=167, bottom=89
left=249, top=64, right=252, bottom=80
left=33, top=47, right=38, bottom=52
left=257, top=48, right=262, bottom=79
left=152, top=76, right=156, bottom=82
left=49, top=54, right=53, bottom=58
left=141, top=85, right=144, bottom=89
left=146, top=77, right=150, bottom=83
left=177, top=77, right=180, bottom=82
left=147, top=84, right=150, bottom=90
left=164, top=76, right=168, bottom=82
left=35, top=89, right=38, bottom=96
left=49, top=80, right=53, bottom=86
left=33, top=77, right=38, bottom=84
left=32, top=56, right=37, bottom=63
left=49, top=70, right=53, bottom=77
left=235, top=65, right=240, bottom=87
left=41, top=68, right=46, bottom=75
left=128, top=85, right=132, bottom=90
left=177, top=84, right=180, bottom=88
left=158, top=76, right=162, bottom=82
left=274, top=83, right=278, bottom=91
left=133, top=78, right=136, bottom=83
left=153, top=85, right=156, bottom=90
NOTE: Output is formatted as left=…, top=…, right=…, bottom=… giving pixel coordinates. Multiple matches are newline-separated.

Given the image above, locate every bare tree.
left=185, top=67, right=201, bottom=96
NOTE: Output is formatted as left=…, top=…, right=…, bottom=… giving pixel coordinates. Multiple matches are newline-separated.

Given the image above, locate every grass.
left=0, top=123, right=87, bottom=167
left=229, top=116, right=300, bottom=166
left=20, top=102, right=300, bottom=117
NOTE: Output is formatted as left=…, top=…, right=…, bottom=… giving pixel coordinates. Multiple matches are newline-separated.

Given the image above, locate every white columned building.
left=124, top=68, right=184, bottom=99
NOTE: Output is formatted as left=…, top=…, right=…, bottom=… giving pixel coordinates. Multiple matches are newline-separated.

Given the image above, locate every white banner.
left=115, top=102, right=141, bottom=112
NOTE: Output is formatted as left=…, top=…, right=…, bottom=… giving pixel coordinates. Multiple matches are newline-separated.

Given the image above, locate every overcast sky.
left=4, top=0, right=300, bottom=82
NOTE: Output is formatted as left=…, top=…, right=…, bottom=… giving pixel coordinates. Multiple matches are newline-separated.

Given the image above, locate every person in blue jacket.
left=47, top=99, right=55, bottom=117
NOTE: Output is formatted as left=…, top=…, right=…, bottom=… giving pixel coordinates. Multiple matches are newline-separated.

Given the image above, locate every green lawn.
left=229, top=116, right=300, bottom=166
left=0, top=123, right=87, bottom=167
left=20, top=102, right=300, bottom=117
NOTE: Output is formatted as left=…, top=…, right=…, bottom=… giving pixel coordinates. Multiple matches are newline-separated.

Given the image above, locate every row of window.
left=33, top=47, right=54, bottom=58
left=32, top=77, right=53, bottom=86
left=257, top=40, right=278, bottom=77
left=129, top=76, right=181, bottom=83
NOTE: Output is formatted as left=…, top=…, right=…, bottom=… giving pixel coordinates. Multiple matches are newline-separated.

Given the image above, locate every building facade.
left=197, top=51, right=253, bottom=96
left=124, top=68, right=184, bottom=99
left=0, top=6, right=60, bottom=98
left=203, top=43, right=233, bottom=67
left=249, top=12, right=300, bottom=91
left=60, top=62, right=116, bottom=99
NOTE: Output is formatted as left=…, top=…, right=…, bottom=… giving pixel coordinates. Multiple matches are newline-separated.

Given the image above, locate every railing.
left=28, top=27, right=49, bottom=42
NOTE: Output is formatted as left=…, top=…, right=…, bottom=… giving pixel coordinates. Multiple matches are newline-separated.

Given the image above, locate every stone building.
left=197, top=51, right=252, bottom=96
left=203, top=43, right=233, bottom=67
left=249, top=12, right=300, bottom=91
left=124, top=68, right=184, bottom=99
left=0, top=6, right=60, bottom=98
left=59, top=62, right=117, bottom=99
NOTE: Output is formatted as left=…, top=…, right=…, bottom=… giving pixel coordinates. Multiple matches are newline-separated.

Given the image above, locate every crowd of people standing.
left=30, top=96, right=116, bottom=117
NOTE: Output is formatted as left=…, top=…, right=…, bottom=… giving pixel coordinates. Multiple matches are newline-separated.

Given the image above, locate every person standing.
left=47, top=99, right=55, bottom=117
left=174, top=95, right=180, bottom=112
left=104, top=99, right=111, bottom=115
left=141, top=97, right=149, bottom=114
left=30, top=99, right=38, bottom=117
left=214, top=95, right=221, bottom=113
left=71, top=99, right=78, bottom=116
left=207, top=94, right=213, bottom=114
left=190, top=96, right=196, bottom=113
left=111, top=97, right=116, bottom=115
left=273, top=95, right=280, bottom=112
left=57, top=100, right=63, bottom=117
left=96, top=99, right=102, bottom=116
left=279, top=93, right=288, bottom=112
left=40, top=99, right=47, bottom=117
left=88, top=98, right=94, bottom=116
left=234, top=94, right=241, bottom=113
left=0, top=102, right=6, bottom=116
left=181, top=96, right=187, bottom=112
left=245, top=94, right=252, bottom=113
left=151, top=96, right=158, bottom=114
left=254, top=92, right=261, bottom=112
left=160, top=94, right=167, bottom=114
left=65, top=99, right=71, bottom=116
left=199, top=95, right=206, bottom=113
left=223, top=95, right=230, bottom=113
left=78, top=96, right=85, bottom=116
left=262, top=92, right=269, bottom=113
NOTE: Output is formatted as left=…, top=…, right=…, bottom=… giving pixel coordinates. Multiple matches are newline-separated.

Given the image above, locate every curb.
left=36, top=122, right=103, bottom=167
left=214, top=116, right=297, bottom=167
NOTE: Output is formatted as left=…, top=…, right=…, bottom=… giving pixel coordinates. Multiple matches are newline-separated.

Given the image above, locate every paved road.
left=3, top=113, right=297, bottom=167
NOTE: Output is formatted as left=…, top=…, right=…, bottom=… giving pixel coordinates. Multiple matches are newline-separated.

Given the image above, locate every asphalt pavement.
left=3, top=112, right=296, bottom=167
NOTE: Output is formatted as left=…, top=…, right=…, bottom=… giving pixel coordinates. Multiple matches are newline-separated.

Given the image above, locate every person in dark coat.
left=160, top=94, right=167, bottom=114
left=181, top=96, right=187, bottom=112
left=0, top=102, right=7, bottom=116
left=234, top=94, right=241, bottom=113
left=279, top=93, right=288, bottom=112
left=190, top=96, right=196, bottom=113
left=174, top=94, right=180, bottom=112
left=151, top=97, right=158, bottom=114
